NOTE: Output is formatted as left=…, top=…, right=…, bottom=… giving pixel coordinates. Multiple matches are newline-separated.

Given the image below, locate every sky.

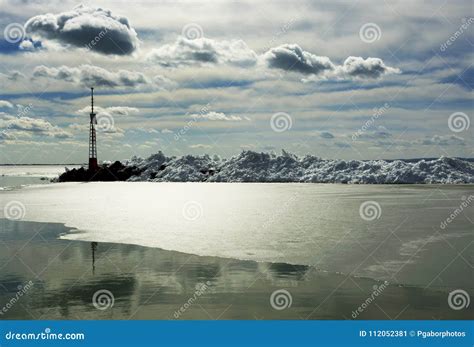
left=0, top=0, right=472, bottom=164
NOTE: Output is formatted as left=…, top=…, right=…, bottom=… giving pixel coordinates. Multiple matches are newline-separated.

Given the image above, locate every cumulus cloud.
left=32, top=65, right=150, bottom=88
left=262, top=44, right=335, bottom=75
left=0, top=130, right=17, bottom=141
left=189, top=144, right=213, bottom=149
left=6, top=71, right=26, bottom=81
left=148, top=37, right=258, bottom=67
left=76, top=105, right=139, bottom=118
left=417, top=135, right=465, bottom=146
left=263, top=44, right=399, bottom=80
left=154, top=75, right=178, bottom=90
left=19, top=40, right=35, bottom=51
left=191, top=111, right=244, bottom=121
left=0, top=114, right=72, bottom=138
left=24, top=4, right=139, bottom=55
left=337, top=57, right=400, bottom=79
left=0, top=101, right=14, bottom=108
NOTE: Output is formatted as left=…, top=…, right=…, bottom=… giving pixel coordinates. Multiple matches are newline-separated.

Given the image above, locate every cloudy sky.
left=0, top=0, right=472, bottom=164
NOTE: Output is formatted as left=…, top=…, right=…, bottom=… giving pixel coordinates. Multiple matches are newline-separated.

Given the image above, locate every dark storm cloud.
left=24, top=5, right=139, bottom=55
left=263, top=44, right=335, bottom=75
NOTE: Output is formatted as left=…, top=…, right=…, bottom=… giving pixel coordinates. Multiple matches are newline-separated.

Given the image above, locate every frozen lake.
left=1, top=181, right=472, bottom=288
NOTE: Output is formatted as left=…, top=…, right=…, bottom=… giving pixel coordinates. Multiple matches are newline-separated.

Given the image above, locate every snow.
left=126, top=151, right=474, bottom=184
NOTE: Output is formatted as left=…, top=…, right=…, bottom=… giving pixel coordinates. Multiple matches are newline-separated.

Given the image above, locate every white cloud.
left=191, top=111, right=243, bottom=121
left=0, top=114, right=72, bottom=138
left=336, top=56, right=401, bottom=79
left=33, top=64, right=150, bottom=88
left=76, top=105, right=139, bottom=119
left=147, top=36, right=258, bottom=68
left=0, top=101, right=14, bottom=109
left=263, top=44, right=400, bottom=81
left=189, top=144, right=213, bottom=149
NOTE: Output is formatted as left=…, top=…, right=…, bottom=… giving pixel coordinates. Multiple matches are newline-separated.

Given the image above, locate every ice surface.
left=1, top=182, right=472, bottom=286
left=126, top=151, right=474, bottom=184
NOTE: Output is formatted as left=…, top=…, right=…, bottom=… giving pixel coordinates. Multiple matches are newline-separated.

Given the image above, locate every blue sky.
left=0, top=0, right=472, bottom=164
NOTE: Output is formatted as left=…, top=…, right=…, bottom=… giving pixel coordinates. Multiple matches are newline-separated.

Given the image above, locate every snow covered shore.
left=125, top=151, right=474, bottom=184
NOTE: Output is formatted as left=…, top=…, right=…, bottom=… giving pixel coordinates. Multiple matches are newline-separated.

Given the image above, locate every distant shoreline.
left=2, top=157, right=474, bottom=166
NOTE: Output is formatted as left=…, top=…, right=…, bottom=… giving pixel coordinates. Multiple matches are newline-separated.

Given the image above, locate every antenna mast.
left=88, top=87, right=98, bottom=171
